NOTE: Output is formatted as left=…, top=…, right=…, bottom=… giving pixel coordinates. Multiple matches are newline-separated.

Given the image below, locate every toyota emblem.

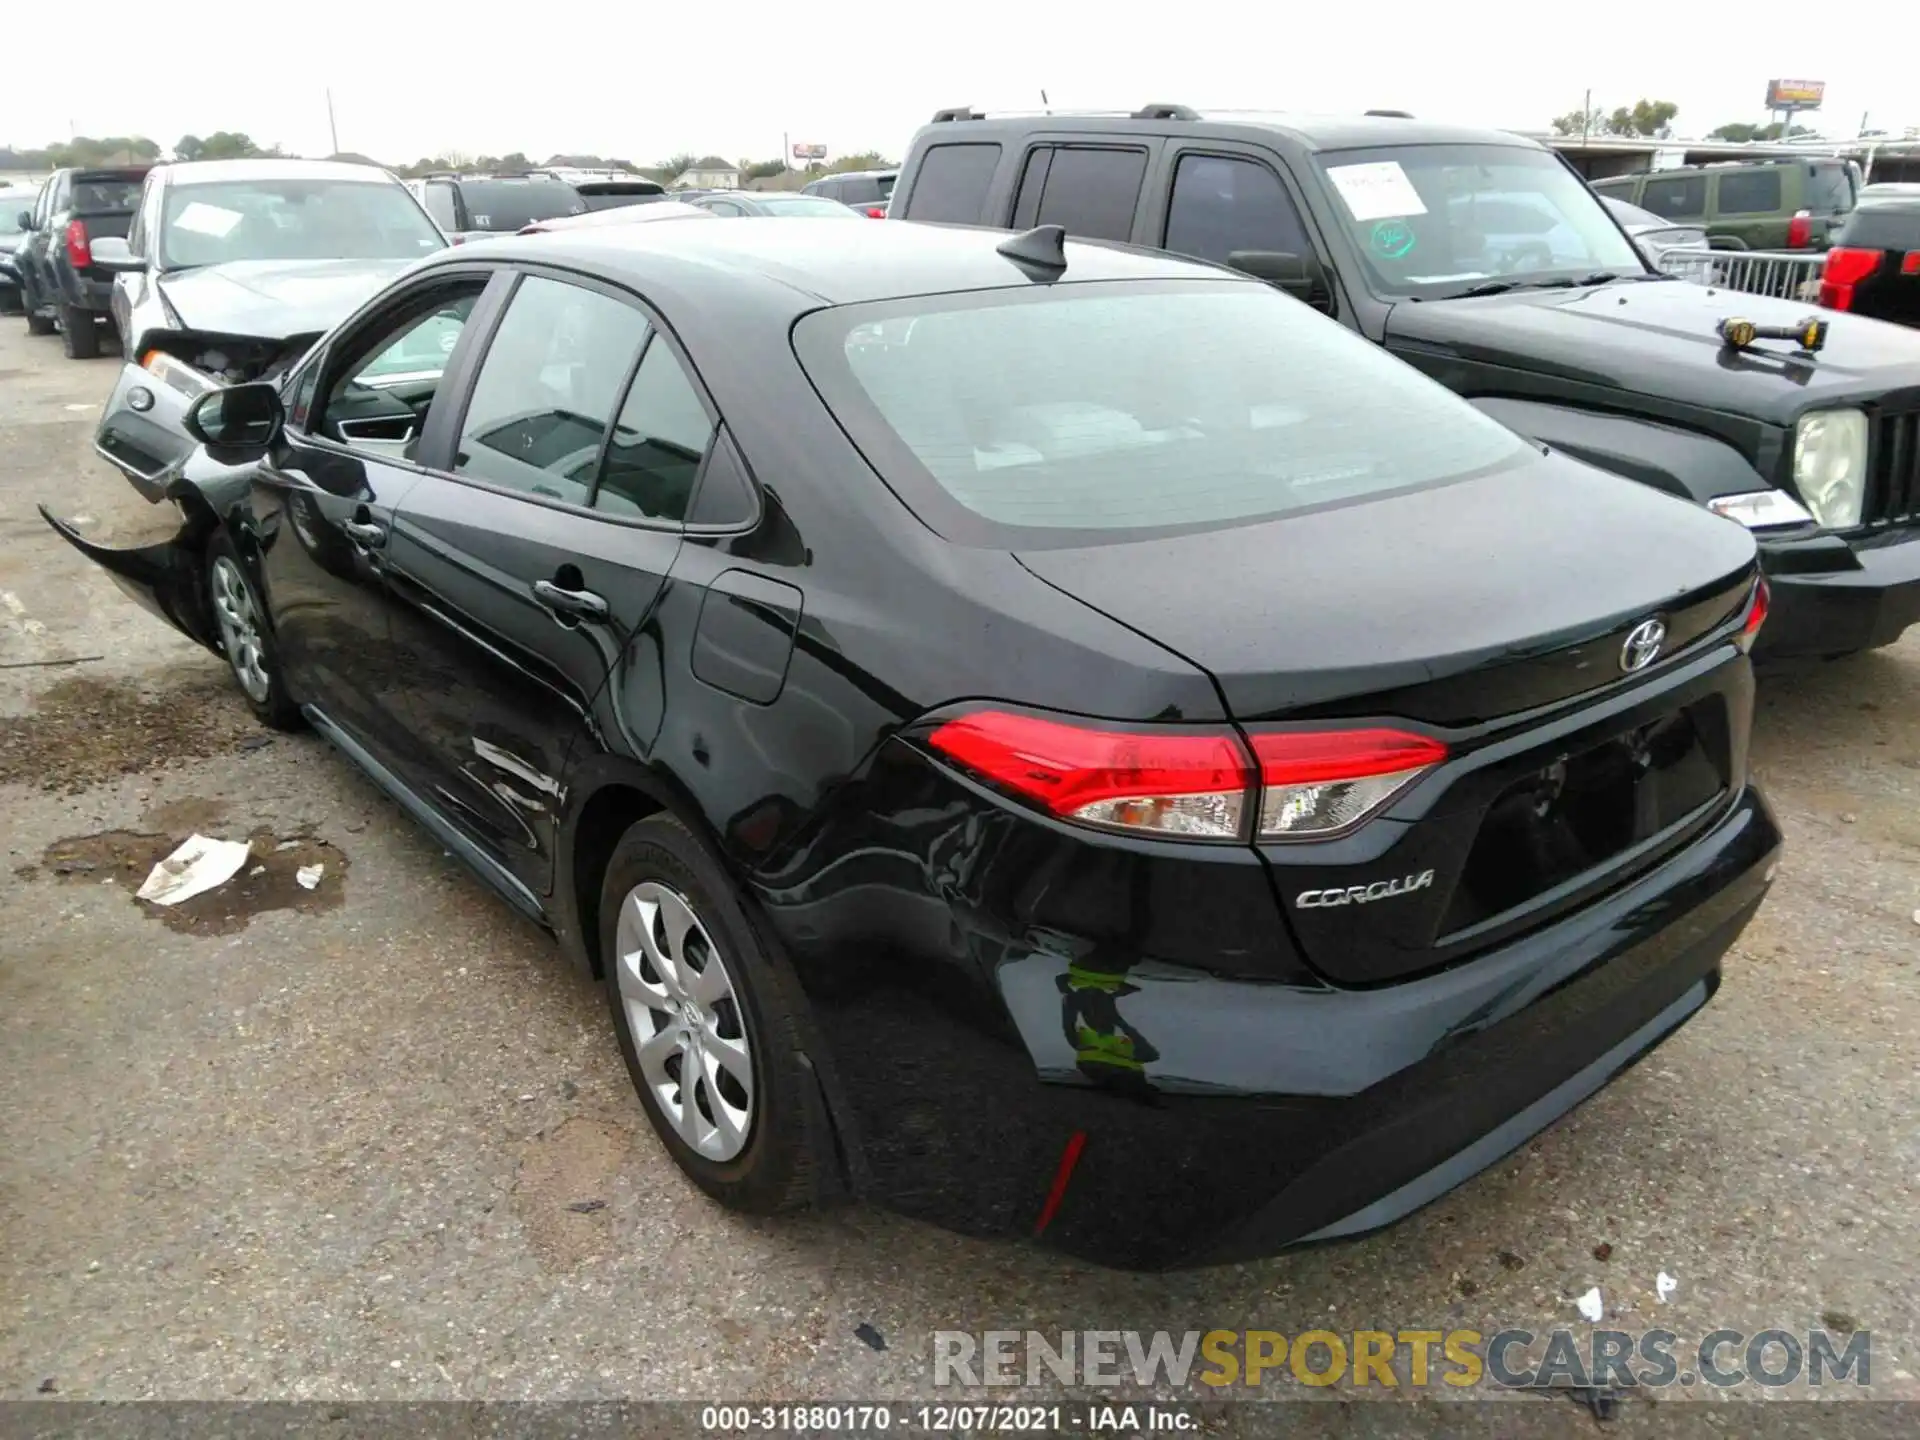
left=1620, top=618, right=1667, bottom=673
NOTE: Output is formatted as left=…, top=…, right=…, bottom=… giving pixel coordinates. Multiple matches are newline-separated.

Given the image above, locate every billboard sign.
left=792, top=142, right=828, bottom=160
left=1765, top=79, right=1825, bottom=109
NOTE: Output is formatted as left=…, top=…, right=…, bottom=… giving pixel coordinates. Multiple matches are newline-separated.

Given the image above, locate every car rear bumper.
left=1757, top=526, right=1920, bottom=658
left=783, top=774, right=1780, bottom=1269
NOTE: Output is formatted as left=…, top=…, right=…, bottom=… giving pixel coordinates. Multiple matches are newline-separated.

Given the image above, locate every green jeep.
left=1591, top=157, right=1860, bottom=251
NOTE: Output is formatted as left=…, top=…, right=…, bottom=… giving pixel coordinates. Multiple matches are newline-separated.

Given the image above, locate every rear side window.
left=454, top=276, right=650, bottom=505
left=1715, top=168, right=1781, bottom=215
left=902, top=144, right=1002, bottom=224
left=1805, top=164, right=1857, bottom=215
left=1014, top=147, right=1147, bottom=242
left=794, top=281, right=1526, bottom=540
left=596, top=339, right=716, bottom=522
left=1163, top=154, right=1310, bottom=264
left=1638, top=174, right=1706, bottom=219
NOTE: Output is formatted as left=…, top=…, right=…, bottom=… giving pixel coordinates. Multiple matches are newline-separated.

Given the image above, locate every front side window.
left=1317, top=144, right=1647, bottom=297
left=1164, top=153, right=1311, bottom=265
left=453, top=276, right=651, bottom=505
left=159, top=178, right=446, bottom=269
left=1715, top=168, right=1781, bottom=215
left=312, top=279, right=484, bottom=454
left=794, top=280, right=1528, bottom=542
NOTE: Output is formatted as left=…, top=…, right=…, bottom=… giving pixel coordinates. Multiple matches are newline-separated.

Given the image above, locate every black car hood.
left=1015, top=448, right=1757, bottom=724
left=1387, top=280, right=1920, bottom=423
left=155, top=258, right=410, bottom=338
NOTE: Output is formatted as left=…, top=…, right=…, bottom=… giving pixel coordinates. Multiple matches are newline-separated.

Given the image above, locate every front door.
left=253, top=269, right=495, bottom=778
left=382, top=268, right=708, bottom=896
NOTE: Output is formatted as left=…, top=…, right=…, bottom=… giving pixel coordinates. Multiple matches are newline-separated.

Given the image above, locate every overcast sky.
left=3, top=3, right=1913, bottom=165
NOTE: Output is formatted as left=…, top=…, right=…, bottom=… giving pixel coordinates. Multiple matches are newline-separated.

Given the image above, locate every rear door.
left=381, top=266, right=708, bottom=896
left=1007, top=140, right=1158, bottom=241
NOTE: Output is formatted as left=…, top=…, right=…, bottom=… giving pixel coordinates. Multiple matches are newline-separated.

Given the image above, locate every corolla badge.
left=1296, top=870, right=1436, bottom=909
left=1620, top=617, right=1667, bottom=673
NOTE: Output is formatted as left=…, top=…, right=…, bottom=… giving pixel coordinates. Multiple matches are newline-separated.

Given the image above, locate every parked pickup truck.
left=891, top=106, right=1920, bottom=661
left=15, top=165, right=150, bottom=358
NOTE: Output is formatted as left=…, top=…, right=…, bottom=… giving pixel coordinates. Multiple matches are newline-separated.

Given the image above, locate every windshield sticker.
left=172, top=202, right=243, bottom=238
left=1369, top=220, right=1417, bottom=259
left=1327, top=161, right=1428, bottom=223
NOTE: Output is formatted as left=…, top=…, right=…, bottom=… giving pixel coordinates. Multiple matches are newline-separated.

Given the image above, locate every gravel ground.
left=1, top=319, right=1917, bottom=1431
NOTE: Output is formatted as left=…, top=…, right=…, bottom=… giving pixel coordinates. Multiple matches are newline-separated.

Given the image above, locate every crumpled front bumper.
left=95, top=359, right=203, bottom=502
left=1758, top=525, right=1920, bottom=659
left=39, top=505, right=219, bottom=654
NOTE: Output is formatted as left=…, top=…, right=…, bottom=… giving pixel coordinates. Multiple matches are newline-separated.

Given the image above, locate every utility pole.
left=1041, top=89, right=1051, bottom=114
left=326, top=89, right=340, bottom=155
left=783, top=130, right=790, bottom=171
left=1580, top=88, right=1591, bottom=143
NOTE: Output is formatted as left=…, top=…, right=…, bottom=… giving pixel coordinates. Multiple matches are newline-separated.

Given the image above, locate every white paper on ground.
left=295, top=863, right=325, bottom=891
left=135, top=834, right=252, bottom=906
left=1326, top=161, right=1428, bottom=222
left=1575, top=1286, right=1605, bottom=1322
left=1656, top=1272, right=1677, bottom=1303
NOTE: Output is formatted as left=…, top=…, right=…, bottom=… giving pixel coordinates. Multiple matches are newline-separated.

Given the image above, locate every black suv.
left=407, top=173, right=585, bottom=242
left=15, top=165, right=149, bottom=358
left=892, top=106, right=1920, bottom=660
left=802, top=168, right=897, bottom=216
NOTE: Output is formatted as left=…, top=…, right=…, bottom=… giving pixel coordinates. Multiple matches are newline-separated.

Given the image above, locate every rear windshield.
left=1315, top=144, right=1646, bottom=298
left=1836, top=201, right=1920, bottom=250
left=160, top=178, right=446, bottom=268
left=456, top=180, right=585, bottom=231
left=580, top=189, right=668, bottom=212
left=793, top=280, right=1528, bottom=544
left=73, top=177, right=143, bottom=212
left=1805, top=163, right=1858, bottom=215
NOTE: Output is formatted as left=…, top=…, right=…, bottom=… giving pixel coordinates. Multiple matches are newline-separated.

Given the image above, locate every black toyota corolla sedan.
left=46, top=218, right=1782, bottom=1269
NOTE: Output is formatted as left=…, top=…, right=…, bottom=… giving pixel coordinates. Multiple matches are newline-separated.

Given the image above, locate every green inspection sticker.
left=1370, top=220, right=1416, bottom=259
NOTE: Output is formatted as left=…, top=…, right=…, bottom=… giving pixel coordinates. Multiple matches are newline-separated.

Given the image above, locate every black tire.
left=60, top=305, right=100, bottom=359
left=0, top=288, right=21, bottom=317
left=205, top=531, right=302, bottom=730
left=26, top=305, right=56, bottom=336
left=601, top=813, right=826, bottom=1214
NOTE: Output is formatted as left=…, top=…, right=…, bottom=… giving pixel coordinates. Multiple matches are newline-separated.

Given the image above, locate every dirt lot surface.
left=2, top=319, right=1918, bottom=1433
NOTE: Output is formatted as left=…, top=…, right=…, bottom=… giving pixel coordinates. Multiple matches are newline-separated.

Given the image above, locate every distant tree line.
left=1546, top=101, right=1837, bottom=145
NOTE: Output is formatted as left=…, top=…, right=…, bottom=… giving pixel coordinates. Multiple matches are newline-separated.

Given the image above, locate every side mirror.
left=1227, top=250, right=1326, bottom=302
left=87, top=235, right=145, bottom=272
left=16, top=210, right=32, bottom=232
left=185, top=381, right=285, bottom=452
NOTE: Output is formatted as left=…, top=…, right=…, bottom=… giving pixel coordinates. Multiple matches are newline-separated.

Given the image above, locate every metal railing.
left=1655, top=246, right=1828, bottom=302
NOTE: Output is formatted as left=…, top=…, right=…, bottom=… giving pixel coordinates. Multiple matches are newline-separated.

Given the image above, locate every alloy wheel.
left=615, top=880, right=756, bottom=1161
left=209, top=556, right=271, bottom=704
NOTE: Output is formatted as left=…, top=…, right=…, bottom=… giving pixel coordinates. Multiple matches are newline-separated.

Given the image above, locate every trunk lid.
left=1016, top=450, right=1759, bottom=985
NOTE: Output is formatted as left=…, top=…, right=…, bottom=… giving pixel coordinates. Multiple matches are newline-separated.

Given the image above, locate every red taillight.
left=1818, top=246, right=1885, bottom=311
left=450, top=233, right=467, bottom=244
left=1786, top=212, right=1811, bottom=249
left=1903, top=253, right=1920, bottom=276
left=1249, top=729, right=1448, bottom=839
left=927, top=710, right=1251, bottom=840
left=65, top=219, right=91, bottom=268
left=865, top=206, right=888, bottom=218
left=925, top=710, right=1447, bottom=842
left=1736, top=576, right=1770, bottom=654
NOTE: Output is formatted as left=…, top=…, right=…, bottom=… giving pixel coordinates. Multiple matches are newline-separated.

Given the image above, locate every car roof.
left=165, top=158, right=401, bottom=187
left=432, top=214, right=1243, bottom=307
left=916, top=108, right=1539, bottom=155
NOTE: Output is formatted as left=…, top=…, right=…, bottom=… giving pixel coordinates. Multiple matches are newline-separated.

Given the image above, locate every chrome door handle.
left=532, top=579, right=609, bottom=622
left=342, top=519, right=386, bottom=547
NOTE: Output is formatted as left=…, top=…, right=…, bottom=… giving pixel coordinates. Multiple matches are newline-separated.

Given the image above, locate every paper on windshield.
left=173, top=202, right=243, bottom=238
left=1326, top=162, right=1428, bottom=223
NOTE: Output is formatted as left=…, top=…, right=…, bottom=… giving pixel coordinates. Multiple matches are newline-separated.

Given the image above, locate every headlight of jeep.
left=1793, top=408, right=1868, bottom=529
